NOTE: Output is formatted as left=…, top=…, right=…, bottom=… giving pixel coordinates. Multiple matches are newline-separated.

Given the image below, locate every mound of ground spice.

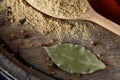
left=0, top=0, right=92, bottom=41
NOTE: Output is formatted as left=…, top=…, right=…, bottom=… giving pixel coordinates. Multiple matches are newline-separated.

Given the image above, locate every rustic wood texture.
left=0, top=7, right=120, bottom=79
left=0, top=20, right=120, bottom=80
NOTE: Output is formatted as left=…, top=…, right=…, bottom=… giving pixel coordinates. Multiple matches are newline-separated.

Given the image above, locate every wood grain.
left=0, top=21, right=120, bottom=80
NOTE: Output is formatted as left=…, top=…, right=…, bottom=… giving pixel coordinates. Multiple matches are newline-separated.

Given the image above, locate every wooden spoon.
left=89, top=0, right=120, bottom=25
left=26, top=0, right=120, bottom=36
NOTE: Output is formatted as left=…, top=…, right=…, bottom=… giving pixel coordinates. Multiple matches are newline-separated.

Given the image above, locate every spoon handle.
left=89, top=10, right=120, bottom=36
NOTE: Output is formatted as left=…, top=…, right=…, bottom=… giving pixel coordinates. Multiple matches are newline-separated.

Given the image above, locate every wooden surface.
left=0, top=5, right=120, bottom=79
left=0, top=46, right=41, bottom=80
left=0, top=27, right=56, bottom=80
left=0, top=20, right=120, bottom=80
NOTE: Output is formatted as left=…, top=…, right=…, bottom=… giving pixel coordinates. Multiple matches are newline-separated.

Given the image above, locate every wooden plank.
left=0, top=46, right=55, bottom=80
left=0, top=23, right=120, bottom=80
left=0, top=26, right=79, bottom=79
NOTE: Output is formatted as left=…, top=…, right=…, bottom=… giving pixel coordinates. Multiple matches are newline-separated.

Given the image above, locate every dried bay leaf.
left=44, top=44, right=106, bottom=74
